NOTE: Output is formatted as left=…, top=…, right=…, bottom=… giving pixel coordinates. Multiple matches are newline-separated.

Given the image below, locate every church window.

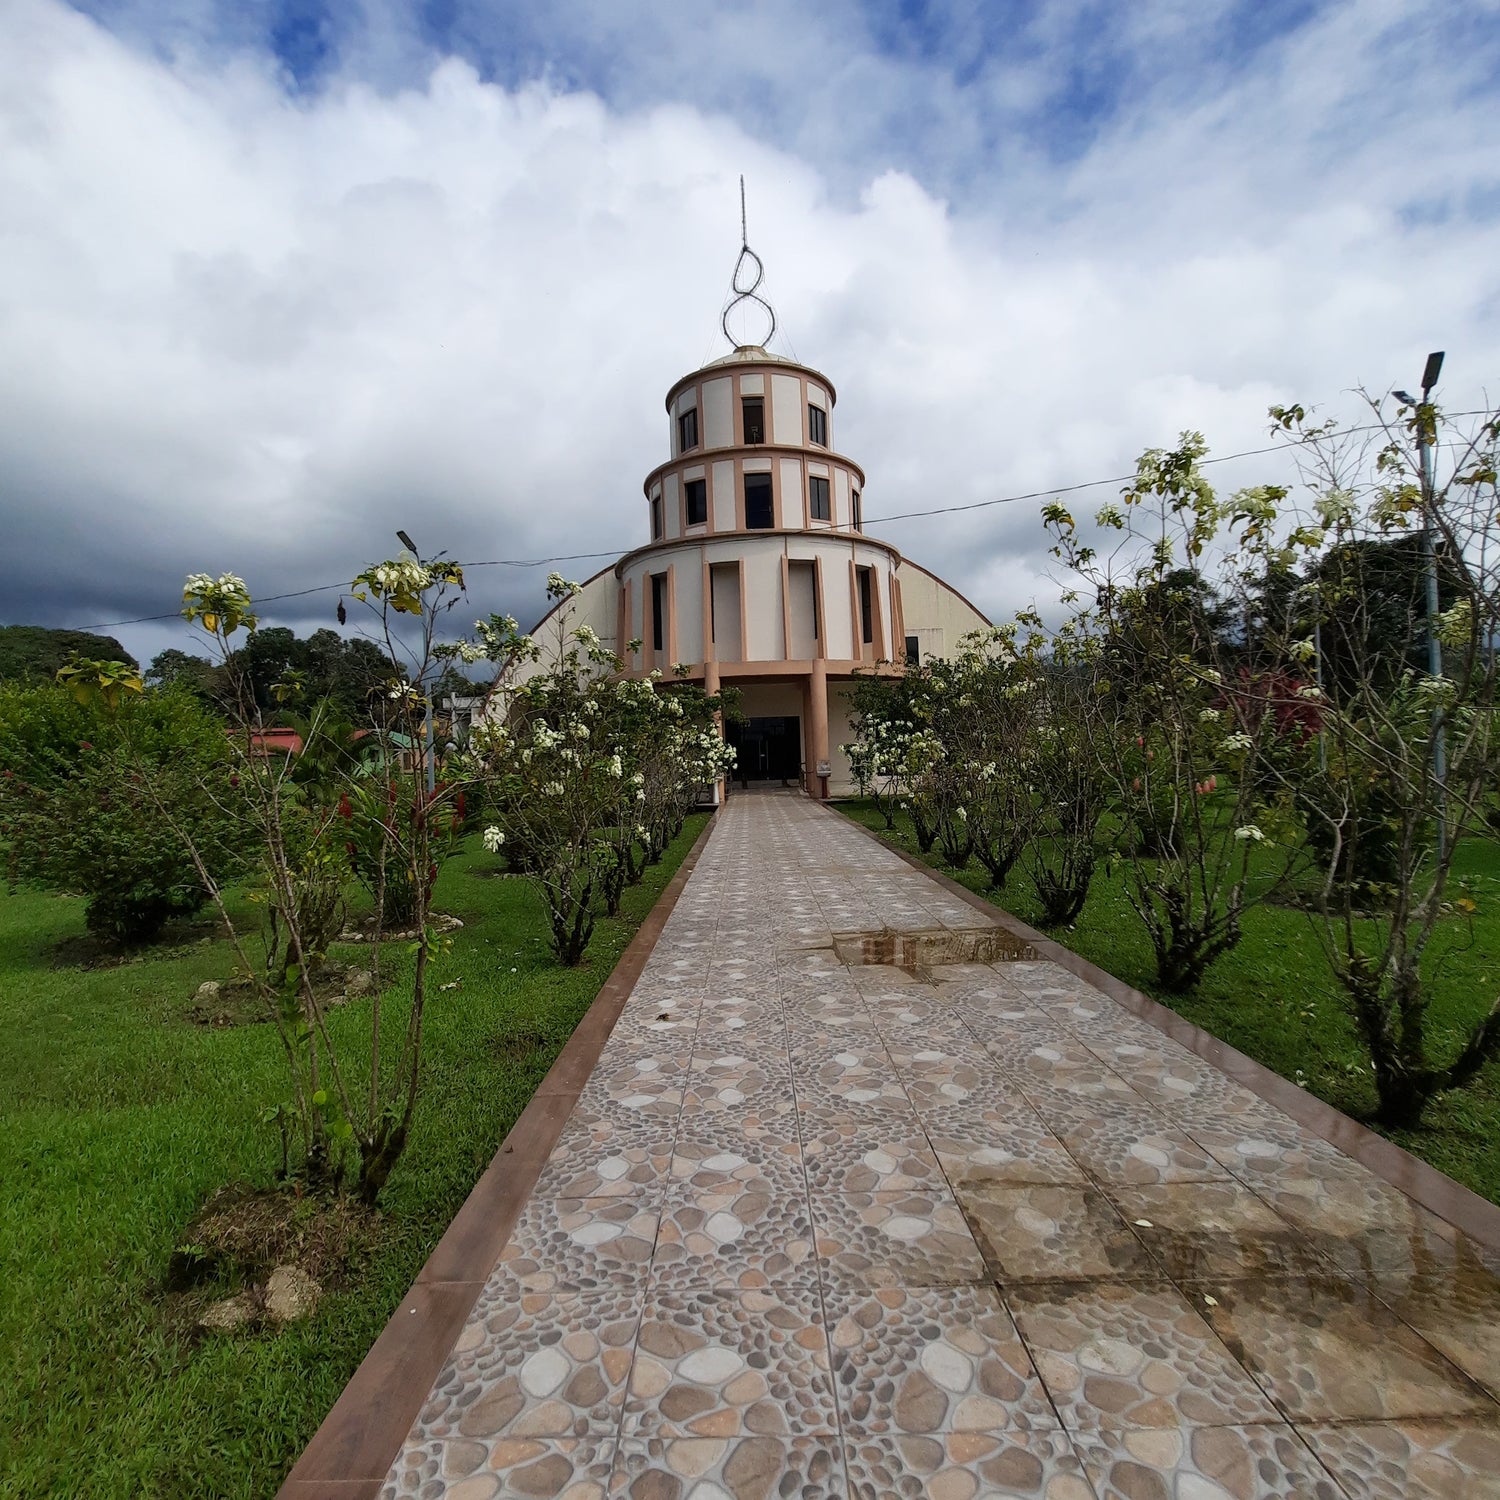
left=685, top=479, right=707, bottom=527
left=808, top=404, right=827, bottom=446
left=651, top=574, right=667, bottom=653
left=745, top=472, right=773, bottom=529
left=808, top=476, right=830, bottom=522
left=678, top=408, right=698, bottom=452
left=650, top=494, right=663, bottom=539
left=742, top=397, right=765, bottom=444
left=905, top=634, right=920, bottom=665
left=858, top=567, right=874, bottom=644
left=852, top=490, right=862, bottom=531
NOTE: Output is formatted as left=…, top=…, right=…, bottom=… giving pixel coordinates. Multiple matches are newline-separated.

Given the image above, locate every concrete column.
left=807, top=661, right=830, bottom=800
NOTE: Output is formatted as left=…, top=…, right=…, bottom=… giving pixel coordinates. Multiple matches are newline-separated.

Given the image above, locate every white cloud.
left=1, top=0, right=1498, bottom=669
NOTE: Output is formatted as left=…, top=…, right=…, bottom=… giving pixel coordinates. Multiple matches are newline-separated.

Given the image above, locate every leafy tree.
left=0, top=676, right=245, bottom=944
left=1269, top=394, right=1500, bottom=1126
left=1045, top=439, right=1307, bottom=991
left=0, top=626, right=135, bottom=682
left=145, top=647, right=221, bottom=700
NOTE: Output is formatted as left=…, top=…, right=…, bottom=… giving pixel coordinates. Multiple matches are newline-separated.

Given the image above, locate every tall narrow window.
left=742, top=397, right=765, bottom=444
left=744, top=472, right=773, bottom=529
left=852, top=490, right=862, bottom=531
left=651, top=494, right=663, bottom=539
left=677, top=408, right=698, bottom=452
left=905, top=634, right=920, bottom=665
left=685, top=478, right=707, bottom=527
left=808, top=475, right=830, bottom=522
left=808, top=404, right=827, bottom=446
left=858, top=568, right=874, bottom=645
left=651, top=574, right=666, bottom=653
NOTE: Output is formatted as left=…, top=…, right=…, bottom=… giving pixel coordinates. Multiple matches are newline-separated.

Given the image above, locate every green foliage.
left=0, top=681, right=246, bottom=945
left=0, top=818, right=706, bottom=1498
left=0, top=624, right=136, bottom=682
left=476, top=580, right=733, bottom=964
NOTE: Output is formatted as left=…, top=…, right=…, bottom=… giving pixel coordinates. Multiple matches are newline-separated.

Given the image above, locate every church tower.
left=503, top=198, right=991, bottom=799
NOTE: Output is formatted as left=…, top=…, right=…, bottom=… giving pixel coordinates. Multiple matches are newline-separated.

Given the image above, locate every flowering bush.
left=475, top=580, right=735, bottom=964
left=0, top=678, right=247, bottom=944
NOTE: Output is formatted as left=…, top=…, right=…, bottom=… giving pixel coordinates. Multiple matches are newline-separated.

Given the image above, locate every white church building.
left=511, top=329, right=990, bottom=800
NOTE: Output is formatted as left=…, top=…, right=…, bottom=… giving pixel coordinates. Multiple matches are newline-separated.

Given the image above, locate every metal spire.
left=722, top=175, right=777, bottom=350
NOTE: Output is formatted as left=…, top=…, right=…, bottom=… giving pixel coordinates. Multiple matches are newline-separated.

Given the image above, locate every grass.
left=836, top=799, right=1500, bottom=1207
left=0, top=814, right=708, bottom=1500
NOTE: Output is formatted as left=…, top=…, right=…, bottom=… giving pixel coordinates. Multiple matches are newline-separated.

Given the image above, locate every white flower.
left=1222, top=732, right=1253, bottom=753
left=1234, top=825, right=1266, bottom=842
left=543, top=781, right=565, bottom=797
left=1199, top=708, right=1221, bottom=724
left=482, top=826, right=506, bottom=853
left=606, top=753, right=623, bottom=777
left=1295, top=685, right=1323, bottom=701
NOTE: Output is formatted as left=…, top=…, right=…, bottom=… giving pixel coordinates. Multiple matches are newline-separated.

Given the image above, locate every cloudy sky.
left=3, top=0, right=1499, bottom=667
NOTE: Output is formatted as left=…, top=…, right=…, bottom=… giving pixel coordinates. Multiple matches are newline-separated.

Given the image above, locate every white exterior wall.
left=786, top=561, right=818, bottom=660
left=896, top=561, right=990, bottom=661
left=741, top=550, right=785, bottom=660
left=833, top=470, right=850, bottom=529
left=711, top=460, right=736, bottom=531
left=771, top=373, right=802, bottom=446
left=663, top=473, right=681, bottom=540
left=778, top=457, right=803, bottom=527
left=702, top=377, right=733, bottom=449
left=709, top=562, right=742, bottom=660
left=827, top=683, right=860, bottom=795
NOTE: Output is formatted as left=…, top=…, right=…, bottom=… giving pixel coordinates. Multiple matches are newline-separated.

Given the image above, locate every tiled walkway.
left=381, top=794, right=1500, bottom=1499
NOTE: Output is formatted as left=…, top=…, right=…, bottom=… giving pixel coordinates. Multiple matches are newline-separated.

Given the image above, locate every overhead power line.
left=66, top=411, right=1493, bottom=633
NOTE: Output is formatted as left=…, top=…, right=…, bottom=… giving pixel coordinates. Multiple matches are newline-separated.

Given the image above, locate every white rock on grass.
left=264, top=1265, right=321, bottom=1323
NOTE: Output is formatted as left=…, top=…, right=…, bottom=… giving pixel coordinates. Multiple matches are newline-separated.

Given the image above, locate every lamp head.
left=1422, top=350, right=1445, bottom=393
left=397, top=529, right=418, bottom=556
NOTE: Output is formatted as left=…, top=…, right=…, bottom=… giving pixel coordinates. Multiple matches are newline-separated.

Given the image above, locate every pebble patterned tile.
left=408, top=1291, right=640, bottom=1443
left=812, top=1189, right=989, bottom=1290
left=651, top=1182, right=818, bottom=1290
left=667, top=1130, right=809, bottom=1199
left=842, top=1431, right=1093, bottom=1500
left=1101, top=1181, right=1331, bottom=1280
left=381, top=1435, right=615, bottom=1499
left=1070, top=1424, right=1345, bottom=1500
left=800, top=1117, right=949, bottom=1195
left=1008, top=1280, right=1281, bottom=1431
left=1298, top=1416, right=1500, bottom=1500
left=826, top=1285, right=1057, bottom=1437
left=623, top=1285, right=838, bottom=1440
left=609, top=1436, right=848, bottom=1499
left=488, top=1198, right=660, bottom=1295
left=1192, top=1273, right=1495, bottom=1422
left=374, top=795, right=1500, bottom=1499
left=961, top=1184, right=1158, bottom=1283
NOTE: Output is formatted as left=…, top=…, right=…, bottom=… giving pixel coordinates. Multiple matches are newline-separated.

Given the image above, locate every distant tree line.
left=3, top=623, right=479, bottom=720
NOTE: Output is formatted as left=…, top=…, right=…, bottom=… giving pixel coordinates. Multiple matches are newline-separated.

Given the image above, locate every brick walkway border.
left=276, top=813, right=719, bottom=1500
left=832, top=801, right=1500, bottom=1254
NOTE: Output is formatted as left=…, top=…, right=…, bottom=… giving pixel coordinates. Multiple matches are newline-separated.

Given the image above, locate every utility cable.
left=63, top=411, right=1497, bottom=632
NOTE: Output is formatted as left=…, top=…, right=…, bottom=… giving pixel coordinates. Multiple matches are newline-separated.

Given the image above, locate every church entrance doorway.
left=729, top=715, right=802, bottom=787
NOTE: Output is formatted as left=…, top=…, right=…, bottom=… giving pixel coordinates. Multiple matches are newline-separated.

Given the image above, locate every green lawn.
left=0, top=816, right=708, bottom=1500
left=837, top=799, right=1500, bottom=1207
